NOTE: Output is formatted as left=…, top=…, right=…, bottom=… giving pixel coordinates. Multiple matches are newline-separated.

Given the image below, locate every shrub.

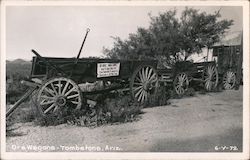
left=103, top=93, right=142, bottom=123
left=185, top=88, right=195, bottom=96
left=146, top=83, right=171, bottom=107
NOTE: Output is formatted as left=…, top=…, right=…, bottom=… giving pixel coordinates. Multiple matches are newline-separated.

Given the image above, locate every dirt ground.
left=6, top=87, right=243, bottom=152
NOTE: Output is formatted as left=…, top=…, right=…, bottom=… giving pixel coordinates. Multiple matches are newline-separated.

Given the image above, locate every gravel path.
left=6, top=87, right=243, bottom=152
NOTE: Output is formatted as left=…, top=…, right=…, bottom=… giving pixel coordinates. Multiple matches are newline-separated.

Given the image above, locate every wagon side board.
left=30, top=56, right=158, bottom=83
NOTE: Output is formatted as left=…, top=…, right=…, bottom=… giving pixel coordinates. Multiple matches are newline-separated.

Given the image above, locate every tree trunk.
left=206, top=47, right=210, bottom=61
left=184, top=51, right=188, bottom=61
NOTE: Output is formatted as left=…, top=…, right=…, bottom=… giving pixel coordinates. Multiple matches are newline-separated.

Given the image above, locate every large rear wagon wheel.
left=37, top=77, right=82, bottom=117
left=223, top=70, right=236, bottom=90
left=173, top=72, right=189, bottom=96
left=130, top=65, right=159, bottom=104
left=203, top=65, right=218, bottom=91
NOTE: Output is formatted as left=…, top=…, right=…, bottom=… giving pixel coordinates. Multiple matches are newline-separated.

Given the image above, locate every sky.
left=5, top=6, right=242, bottom=60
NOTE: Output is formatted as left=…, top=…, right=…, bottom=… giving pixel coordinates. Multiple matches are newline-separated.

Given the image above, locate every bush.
left=185, top=88, right=195, bottom=96
left=146, top=83, right=171, bottom=107
left=103, top=93, right=142, bottom=123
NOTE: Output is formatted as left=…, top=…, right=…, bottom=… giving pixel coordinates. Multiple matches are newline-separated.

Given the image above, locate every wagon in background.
left=212, top=31, right=243, bottom=90
left=158, top=61, right=218, bottom=96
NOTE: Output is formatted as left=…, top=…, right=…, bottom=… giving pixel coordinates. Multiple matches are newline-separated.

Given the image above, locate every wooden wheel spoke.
left=175, top=85, right=180, bottom=91
left=53, top=105, right=59, bottom=112
left=208, top=66, right=214, bottom=76
left=50, top=83, right=58, bottom=95
left=147, top=68, right=153, bottom=80
left=141, top=68, right=146, bottom=82
left=71, top=100, right=79, bottom=104
left=205, top=81, right=211, bottom=90
left=148, top=73, right=156, bottom=82
left=183, top=75, right=188, bottom=82
left=58, top=80, right=62, bottom=95
left=205, top=81, right=208, bottom=90
left=40, top=100, right=54, bottom=105
left=135, top=88, right=143, bottom=98
left=138, top=90, right=144, bottom=102
left=144, top=67, right=148, bottom=80
left=138, top=71, right=144, bottom=82
left=181, top=74, right=186, bottom=81
left=227, top=72, right=232, bottom=79
left=134, top=82, right=143, bottom=86
left=67, top=93, right=80, bottom=99
left=175, top=85, right=183, bottom=93
left=179, top=75, right=184, bottom=85
left=64, top=87, right=77, bottom=97
left=44, top=104, right=56, bottom=114
left=135, top=76, right=141, bottom=82
left=180, top=87, right=184, bottom=94
left=150, top=78, right=158, bottom=83
left=62, top=81, right=70, bottom=95
left=177, top=76, right=182, bottom=83
left=133, top=86, right=143, bottom=91
left=44, top=87, right=56, bottom=96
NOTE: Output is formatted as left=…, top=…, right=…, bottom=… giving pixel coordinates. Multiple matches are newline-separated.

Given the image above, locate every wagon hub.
left=56, top=96, right=67, bottom=107
left=143, top=82, right=152, bottom=91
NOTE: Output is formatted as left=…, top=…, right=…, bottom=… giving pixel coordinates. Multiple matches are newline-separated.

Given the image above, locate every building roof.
left=213, top=31, right=242, bottom=47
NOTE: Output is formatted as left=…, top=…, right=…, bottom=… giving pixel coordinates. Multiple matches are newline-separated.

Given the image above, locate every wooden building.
left=212, top=31, right=243, bottom=89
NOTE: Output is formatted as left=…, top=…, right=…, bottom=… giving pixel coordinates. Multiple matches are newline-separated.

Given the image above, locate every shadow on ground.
left=150, top=128, right=242, bottom=152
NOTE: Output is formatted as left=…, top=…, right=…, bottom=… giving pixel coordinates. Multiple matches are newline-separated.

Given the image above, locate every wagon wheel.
left=37, top=77, right=82, bottom=116
left=130, top=65, right=159, bottom=104
left=203, top=65, right=218, bottom=91
left=223, top=70, right=236, bottom=90
left=173, top=72, right=189, bottom=96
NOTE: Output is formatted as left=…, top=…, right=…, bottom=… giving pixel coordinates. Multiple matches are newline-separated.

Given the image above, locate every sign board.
left=97, top=63, right=120, bottom=78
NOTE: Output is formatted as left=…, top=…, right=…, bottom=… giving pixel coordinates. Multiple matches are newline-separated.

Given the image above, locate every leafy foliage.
left=103, top=8, right=233, bottom=63
left=179, top=8, right=234, bottom=60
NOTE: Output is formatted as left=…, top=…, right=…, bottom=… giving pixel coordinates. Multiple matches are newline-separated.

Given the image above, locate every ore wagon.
left=7, top=29, right=159, bottom=118
left=158, top=61, right=218, bottom=96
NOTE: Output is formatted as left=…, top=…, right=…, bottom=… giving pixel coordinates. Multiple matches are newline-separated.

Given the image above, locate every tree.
left=179, top=7, right=233, bottom=60
left=103, top=8, right=233, bottom=64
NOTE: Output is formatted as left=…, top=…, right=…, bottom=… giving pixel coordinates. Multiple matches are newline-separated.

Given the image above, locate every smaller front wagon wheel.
left=203, top=65, right=218, bottom=91
left=173, top=72, right=189, bottom=96
left=36, top=77, right=82, bottom=116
